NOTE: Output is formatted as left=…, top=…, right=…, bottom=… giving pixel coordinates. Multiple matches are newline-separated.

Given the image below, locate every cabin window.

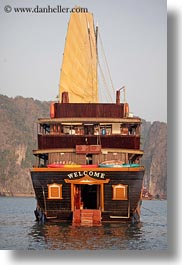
left=112, top=184, right=128, bottom=200
left=100, top=124, right=112, bottom=135
left=47, top=183, right=63, bottom=199
left=112, top=123, right=120, bottom=134
left=121, top=127, right=129, bottom=135
left=62, top=125, right=84, bottom=135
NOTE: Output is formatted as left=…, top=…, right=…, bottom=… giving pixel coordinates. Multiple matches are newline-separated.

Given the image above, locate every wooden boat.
left=30, top=10, right=144, bottom=225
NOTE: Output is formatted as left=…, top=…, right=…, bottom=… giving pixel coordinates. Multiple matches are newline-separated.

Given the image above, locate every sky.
left=0, top=0, right=167, bottom=122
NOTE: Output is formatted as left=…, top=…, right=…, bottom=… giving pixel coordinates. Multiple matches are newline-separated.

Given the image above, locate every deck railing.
left=38, top=134, right=140, bottom=150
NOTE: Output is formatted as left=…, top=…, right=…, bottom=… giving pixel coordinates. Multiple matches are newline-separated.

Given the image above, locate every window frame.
left=112, top=184, right=128, bottom=200
left=47, top=183, right=63, bottom=199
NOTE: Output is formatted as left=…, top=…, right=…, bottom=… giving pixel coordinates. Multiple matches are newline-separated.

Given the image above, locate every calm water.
left=0, top=197, right=167, bottom=250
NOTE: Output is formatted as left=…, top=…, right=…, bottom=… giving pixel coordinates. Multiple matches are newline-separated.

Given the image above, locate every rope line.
left=98, top=32, right=115, bottom=101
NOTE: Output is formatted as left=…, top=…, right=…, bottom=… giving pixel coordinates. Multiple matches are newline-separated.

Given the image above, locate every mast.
left=59, top=11, right=98, bottom=103
left=95, top=24, right=98, bottom=57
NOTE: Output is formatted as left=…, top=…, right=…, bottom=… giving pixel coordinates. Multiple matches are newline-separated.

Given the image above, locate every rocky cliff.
left=0, top=94, right=167, bottom=198
left=142, top=121, right=167, bottom=198
left=0, top=95, right=49, bottom=196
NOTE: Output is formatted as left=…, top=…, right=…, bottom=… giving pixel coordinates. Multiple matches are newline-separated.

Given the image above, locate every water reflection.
left=0, top=198, right=167, bottom=250
left=28, top=221, right=143, bottom=250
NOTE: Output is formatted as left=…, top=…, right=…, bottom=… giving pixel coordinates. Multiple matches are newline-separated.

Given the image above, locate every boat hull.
left=31, top=166, right=144, bottom=223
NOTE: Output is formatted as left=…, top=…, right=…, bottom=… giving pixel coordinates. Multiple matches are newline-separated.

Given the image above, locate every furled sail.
left=59, top=11, right=98, bottom=103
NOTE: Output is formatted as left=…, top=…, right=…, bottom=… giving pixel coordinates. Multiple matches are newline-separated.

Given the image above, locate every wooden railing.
left=54, top=103, right=124, bottom=118
left=38, top=134, right=140, bottom=150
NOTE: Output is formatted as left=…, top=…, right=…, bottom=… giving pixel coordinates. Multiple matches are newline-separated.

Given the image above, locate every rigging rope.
left=86, top=16, right=94, bottom=102
left=89, top=25, right=115, bottom=103
left=98, top=32, right=115, bottom=101
left=98, top=61, right=113, bottom=102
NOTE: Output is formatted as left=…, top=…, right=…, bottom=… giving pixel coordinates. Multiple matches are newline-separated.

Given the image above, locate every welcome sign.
left=67, top=171, right=106, bottom=180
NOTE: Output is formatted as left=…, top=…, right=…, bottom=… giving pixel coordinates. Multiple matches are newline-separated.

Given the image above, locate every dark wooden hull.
left=31, top=167, right=144, bottom=223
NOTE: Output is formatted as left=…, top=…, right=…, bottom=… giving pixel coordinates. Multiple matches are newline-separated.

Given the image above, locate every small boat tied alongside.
left=30, top=9, right=145, bottom=226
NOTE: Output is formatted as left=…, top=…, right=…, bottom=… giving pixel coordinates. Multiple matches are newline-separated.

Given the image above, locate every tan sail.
left=59, top=11, right=98, bottom=103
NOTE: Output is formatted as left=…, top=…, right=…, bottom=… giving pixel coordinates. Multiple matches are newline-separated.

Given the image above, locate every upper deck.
left=35, top=102, right=142, bottom=152
left=53, top=103, right=125, bottom=119
left=33, top=101, right=143, bottom=167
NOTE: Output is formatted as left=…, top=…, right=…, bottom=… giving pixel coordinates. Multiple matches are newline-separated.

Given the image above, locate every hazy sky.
left=0, top=0, right=167, bottom=122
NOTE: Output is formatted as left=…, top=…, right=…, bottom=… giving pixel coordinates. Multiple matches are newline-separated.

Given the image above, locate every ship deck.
left=31, top=166, right=145, bottom=172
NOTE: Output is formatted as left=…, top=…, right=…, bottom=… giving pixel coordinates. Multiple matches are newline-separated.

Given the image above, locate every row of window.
left=39, top=123, right=140, bottom=136
left=47, top=183, right=128, bottom=201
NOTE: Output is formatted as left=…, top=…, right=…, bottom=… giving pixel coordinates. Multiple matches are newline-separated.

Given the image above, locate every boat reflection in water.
left=29, top=222, right=142, bottom=250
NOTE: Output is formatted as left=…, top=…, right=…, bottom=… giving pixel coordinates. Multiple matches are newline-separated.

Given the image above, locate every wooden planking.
left=38, top=117, right=142, bottom=124
left=31, top=166, right=145, bottom=173
left=92, top=153, right=128, bottom=164
left=38, top=134, right=140, bottom=150
left=48, top=152, right=86, bottom=165
left=48, top=152, right=79, bottom=164
left=31, top=169, right=144, bottom=221
left=35, top=150, right=142, bottom=167
left=103, top=172, right=143, bottom=215
left=72, top=209, right=101, bottom=225
left=31, top=171, right=72, bottom=213
left=33, top=148, right=144, bottom=155
left=54, top=103, right=124, bottom=118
